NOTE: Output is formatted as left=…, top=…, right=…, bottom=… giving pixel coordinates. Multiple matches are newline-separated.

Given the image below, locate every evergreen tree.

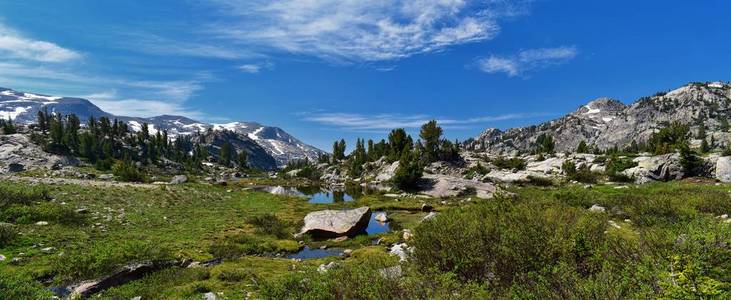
left=388, top=128, right=411, bottom=161
left=419, top=120, right=443, bottom=163
left=392, top=148, right=423, bottom=190
left=220, top=142, right=233, bottom=167
left=332, top=139, right=346, bottom=161
left=535, top=134, right=555, bottom=154
left=576, top=141, right=589, bottom=153
left=236, top=150, right=248, bottom=170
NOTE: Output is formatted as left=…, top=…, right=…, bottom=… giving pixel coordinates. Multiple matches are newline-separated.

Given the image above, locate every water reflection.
left=256, top=185, right=376, bottom=204
left=287, top=246, right=343, bottom=259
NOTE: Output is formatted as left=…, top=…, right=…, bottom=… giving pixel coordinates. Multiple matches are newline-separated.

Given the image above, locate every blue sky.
left=0, top=0, right=729, bottom=151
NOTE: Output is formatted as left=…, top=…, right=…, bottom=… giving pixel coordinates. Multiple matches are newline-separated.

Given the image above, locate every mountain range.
left=466, top=81, right=731, bottom=154
left=0, top=87, right=324, bottom=168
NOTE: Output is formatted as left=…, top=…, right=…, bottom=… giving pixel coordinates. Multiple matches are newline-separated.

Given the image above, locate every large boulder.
left=716, top=156, right=731, bottom=182
left=623, top=153, right=683, bottom=183
left=297, top=207, right=372, bottom=238
left=69, top=261, right=176, bottom=298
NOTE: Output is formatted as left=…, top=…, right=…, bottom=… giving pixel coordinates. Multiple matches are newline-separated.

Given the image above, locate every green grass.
left=3, top=179, right=731, bottom=298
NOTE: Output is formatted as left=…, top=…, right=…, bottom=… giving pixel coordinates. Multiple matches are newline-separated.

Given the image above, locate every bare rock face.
left=298, top=207, right=372, bottom=238
left=466, top=82, right=731, bottom=154
left=716, top=156, right=731, bottom=182
left=0, top=134, right=78, bottom=173
left=419, top=174, right=497, bottom=199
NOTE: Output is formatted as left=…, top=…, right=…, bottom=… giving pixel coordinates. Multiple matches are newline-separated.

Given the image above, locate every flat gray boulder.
left=298, top=207, right=371, bottom=238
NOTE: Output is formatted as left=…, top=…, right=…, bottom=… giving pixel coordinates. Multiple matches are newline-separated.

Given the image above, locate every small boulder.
left=169, top=175, right=188, bottom=185
left=342, top=249, right=353, bottom=257
left=203, top=292, right=218, bottom=300
left=379, top=265, right=403, bottom=280
left=41, top=247, right=56, bottom=253
left=422, top=212, right=437, bottom=222
left=317, top=261, right=338, bottom=274
left=588, top=204, right=606, bottom=213
left=374, top=212, right=388, bottom=222
left=0, top=254, right=6, bottom=261
left=421, top=204, right=433, bottom=212
left=402, top=229, right=413, bottom=241
left=35, top=221, right=49, bottom=226
left=389, top=243, right=409, bottom=262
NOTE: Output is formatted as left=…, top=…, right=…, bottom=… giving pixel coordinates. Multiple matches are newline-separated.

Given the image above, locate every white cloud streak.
left=238, top=62, right=274, bottom=73
left=0, top=24, right=81, bottom=62
left=203, top=0, right=530, bottom=63
left=303, top=111, right=550, bottom=131
left=478, top=46, right=577, bottom=77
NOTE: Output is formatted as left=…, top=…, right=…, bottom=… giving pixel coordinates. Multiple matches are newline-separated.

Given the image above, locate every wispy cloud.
left=477, top=46, right=577, bottom=77
left=238, top=62, right=274, bottom=74
left=302, top=111, right=550, bottom=131
left=202, top=0, right=531, bottom=63
left=0, top=23, right=81, bottom=63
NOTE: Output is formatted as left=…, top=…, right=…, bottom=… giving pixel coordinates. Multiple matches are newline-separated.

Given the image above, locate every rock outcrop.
left=467, top=82, right=731, bottom=154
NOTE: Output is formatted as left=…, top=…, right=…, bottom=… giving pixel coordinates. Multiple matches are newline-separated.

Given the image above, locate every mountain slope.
left=0, top=87, right=325, bottom=168
left=467, top=81, right=731, bottom=154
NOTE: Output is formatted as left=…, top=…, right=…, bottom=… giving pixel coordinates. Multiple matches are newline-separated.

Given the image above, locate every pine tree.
left=236, top=150, right=248, bottom=170
left=220, top=142, right=233, bottom=167
left=576, top=141, right=589, bottom=153
left=419, top=120, right=442, bottom=163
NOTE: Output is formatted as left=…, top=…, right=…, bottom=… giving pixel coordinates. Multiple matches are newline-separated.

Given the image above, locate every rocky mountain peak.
left=467, top=81, right=731, bottom=154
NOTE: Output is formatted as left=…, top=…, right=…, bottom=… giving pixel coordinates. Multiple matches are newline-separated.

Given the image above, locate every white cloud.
left=203, top=0, right=529, bottom=63
left=302, top=111, right=549, bottom=131
left=0, top=24, right=81, bottom=62
left=238, top=62, right=274, bottom=73
left=478, top=46, right=577, bottom=77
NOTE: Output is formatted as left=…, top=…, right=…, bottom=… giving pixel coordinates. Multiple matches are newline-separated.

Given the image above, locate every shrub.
left=112, top=159, right=147, bottom=182
left=492, top=156, right=527, bottom=170
left=605, top=155, right=637, bottom=182
left=246, top=213, right=292, bottom=239
left=0, top=183, right=49, bottom=207
left=563, top=161, right=599, bottom=183
left=0, top=222, right=17, bottom=246
left=462, top=163, right=489, bottom=178
left=1, top=202, right=83, bottom=225
left=0, top=273, right=53, bottom=299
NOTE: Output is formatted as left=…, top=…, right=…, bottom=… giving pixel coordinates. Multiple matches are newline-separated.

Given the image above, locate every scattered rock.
left=35, top=221, right=49, bottom=226
left=342, top=249, right=353, bottom=257
left=297, top=207, right=372, bottom=238
left=131, top=297, right=142, bottom=300
left=203, top=292, right=218, bottom=300
left=389, top=243, right=409, bottom=262
left=588, top=204, right=606, bottom=213
left=379, top=265, right=403, bottom=280
left=75, top=208, right=89, bottom=214
left=402, top=229, right=413, bottom=241
left=169, top=175, right=188, bottom=184
left=317, top=261, right=338, bottom=274
left=0, top=254, right=6, bottom=261
left=41, top=247, right=56, bottom=253
left=422, top=212, right=437, bottom=222
left=374, top=212, right=388, bottom=222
